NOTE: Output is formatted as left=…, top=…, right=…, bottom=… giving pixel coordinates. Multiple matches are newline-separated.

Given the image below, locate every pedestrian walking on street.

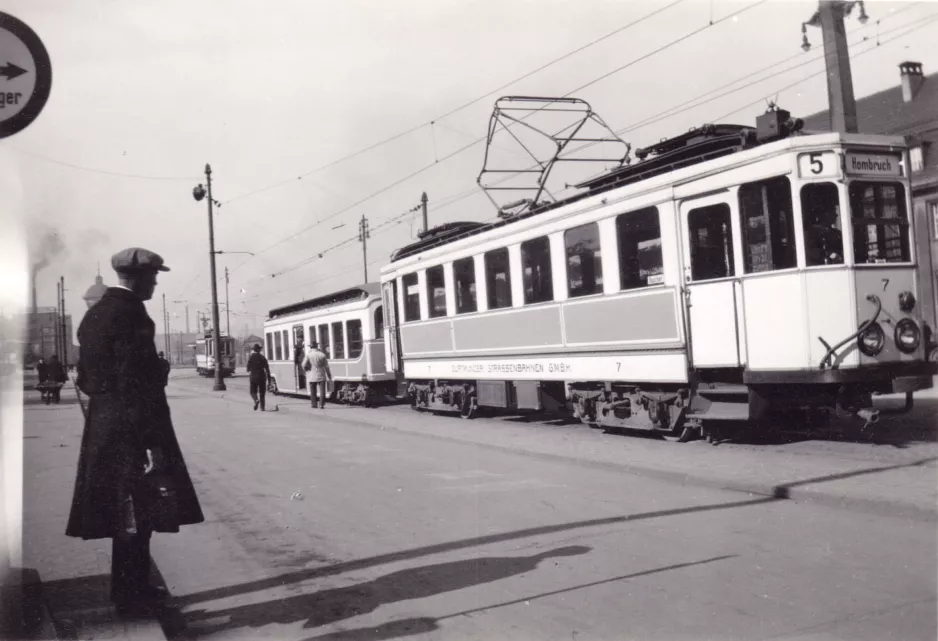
left=246, top=343, right=271, bottom=411
left=46, top=354, right=66, bottom=404
left=36, top=357, right=49, bottom=403
left=158, top=351, right=171, bottom=387
left=66, top=247, right=204, bottom=618
left=302, top=340, right=332, bottom=409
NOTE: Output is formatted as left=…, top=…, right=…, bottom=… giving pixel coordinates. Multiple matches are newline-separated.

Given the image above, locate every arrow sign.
left=0, top=62, right=26, bottom=80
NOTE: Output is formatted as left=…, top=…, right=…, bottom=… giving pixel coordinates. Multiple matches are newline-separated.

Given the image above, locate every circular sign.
left=0, top=12, right=51, bottom=139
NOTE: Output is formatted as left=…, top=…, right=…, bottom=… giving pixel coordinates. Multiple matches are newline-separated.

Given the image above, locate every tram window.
left=617, top=207, right=663, bottom=290
left=402, top=273, right=420, bottom=321
left=565, top=223, right=603, bottom=297
left=485, top=248, right=512, bottom=309
left=453, top=257, right=477, bottom=314
left=374, top=306, right=385, bottom=339
left=688, top=203, right=735, bottom=281
left=521, top=236, right=553, bottom=304
left=426, top=265, right=447, bottom=318
left=801, top=183, right=844, bottom=266
left=265, top=333, right=273, bottom=360
left=318, top=324, right=330, bottom=357
left=332, top=322, right=345, bottom=359
left=282, top=331, right=290, bottom=361
left=347, top=319, right=363, bottom=359
left=849, top=182, right=911, bottom=264
left=738, top=176, right=796, bottom=273
left=274, top=331, right=283, bottom=361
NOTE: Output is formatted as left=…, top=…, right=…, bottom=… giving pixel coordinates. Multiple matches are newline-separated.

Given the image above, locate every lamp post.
left=192, top=164, right=226, bottom=391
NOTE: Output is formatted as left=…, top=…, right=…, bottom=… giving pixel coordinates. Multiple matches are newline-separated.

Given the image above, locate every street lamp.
left=192, top=163, right=226, bottom=391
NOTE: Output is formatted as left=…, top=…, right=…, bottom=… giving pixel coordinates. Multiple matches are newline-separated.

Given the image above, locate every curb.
left=179, top=383, right=938, bottom=524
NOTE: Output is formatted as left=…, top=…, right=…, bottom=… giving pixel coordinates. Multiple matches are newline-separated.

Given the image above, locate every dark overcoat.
left=66, top=287, right=204, bottom=540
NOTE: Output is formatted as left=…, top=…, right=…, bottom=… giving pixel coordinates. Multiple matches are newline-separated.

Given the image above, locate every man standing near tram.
left=66, top=248, right=204, bottom=616
left=302, top=340, right=332, bottom=409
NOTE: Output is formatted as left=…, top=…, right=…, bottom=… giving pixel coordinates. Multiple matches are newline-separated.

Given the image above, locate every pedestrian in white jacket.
left=302, top=342, right=332, bottom=409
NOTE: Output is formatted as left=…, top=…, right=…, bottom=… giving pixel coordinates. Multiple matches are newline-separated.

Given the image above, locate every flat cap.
left=111, top=247, right=170, bottom=273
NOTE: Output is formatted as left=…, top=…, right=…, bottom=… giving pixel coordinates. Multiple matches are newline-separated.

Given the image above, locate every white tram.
left=194, top=331, right=236, bottom=377
left=263, top=284, right=397, bottom=403
left=379, top=104, right=937, bottom=440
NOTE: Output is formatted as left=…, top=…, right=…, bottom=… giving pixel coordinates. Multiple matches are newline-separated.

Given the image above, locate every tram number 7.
left=616, top=362, right=622, bottom=372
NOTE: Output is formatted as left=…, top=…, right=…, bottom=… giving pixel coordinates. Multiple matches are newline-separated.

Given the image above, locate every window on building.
left=453, top=257, right=477, bottom=314
left=402, top=273, right=420, bottom=321
left=565, top=223, right=603, bottom=297
left=485, top=248, right=512, bottom=309
left=738, top=176, right=796, bottom=273
left=318, top=324, right=330, bottom=357
left=617, top=207, right=663, bottom=289
left=911, top=146, right=924, bottom=172
left=265, top=333, right=274, bottom=360
left=375, top=306, right=385, bottom=339
left=801, top=183, right=844, bottom=266
left=849, top=182, right=911, bottom=264
left=426, top=265, right=447, bottom=318
left=688, top=203, right=735, bottom=281
left=274, top=331, right=282, bottom=361
left=521, top=236, right=553, bottom=304
left=347, top=319, right=363, bottom=359
left=332, top=322, right=345, bottom=359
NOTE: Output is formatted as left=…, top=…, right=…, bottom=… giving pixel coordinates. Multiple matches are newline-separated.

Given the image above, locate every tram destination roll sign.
left=0, top=11, right=51, bottom=139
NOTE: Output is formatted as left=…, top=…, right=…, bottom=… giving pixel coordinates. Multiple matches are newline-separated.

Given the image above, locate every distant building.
left=802, top=60, right=938, bottom=344
left=82, top=269, right=108, bottom=309
left=19, top=307, right=74, bottom=364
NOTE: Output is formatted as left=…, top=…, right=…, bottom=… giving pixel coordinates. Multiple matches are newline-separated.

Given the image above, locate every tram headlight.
left=894, top=318, right=921, bottom=353
left=898, top=291, right=916, bottom=313
left=858, top=322, right=885, bottom=356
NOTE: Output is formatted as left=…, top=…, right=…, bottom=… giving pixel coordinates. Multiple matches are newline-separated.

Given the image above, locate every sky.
left=2, top=0, right=937, bottom=341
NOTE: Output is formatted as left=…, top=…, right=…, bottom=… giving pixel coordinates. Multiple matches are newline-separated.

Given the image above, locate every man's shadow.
left=182, top=545, right=590, bottom=635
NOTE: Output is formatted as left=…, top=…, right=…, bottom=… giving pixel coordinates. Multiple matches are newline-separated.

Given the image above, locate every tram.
left=377, top=99, right=937, bottom=440
left=194, top=331, right=236, bottom=377
left=263, top=284, right=398, bottom=404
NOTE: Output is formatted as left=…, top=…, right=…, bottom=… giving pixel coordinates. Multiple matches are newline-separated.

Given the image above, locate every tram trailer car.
left=379, top=107, right=937, bottom=440
left=194, top=333, right=236, bottom=377
left=264, top=284, right=398, bottom=404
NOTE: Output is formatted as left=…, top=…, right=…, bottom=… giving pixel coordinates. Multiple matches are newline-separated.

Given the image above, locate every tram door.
left=680, top=195, right=744, bottom=368
left=382, top=280, right=403, bottom=373
left=292, top=325, right=306, bottom=391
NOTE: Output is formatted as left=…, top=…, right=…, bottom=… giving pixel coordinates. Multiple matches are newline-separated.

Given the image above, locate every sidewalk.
left=21, top=380, right=166, bottom=641
left=207, top=379, right=938, bottom=523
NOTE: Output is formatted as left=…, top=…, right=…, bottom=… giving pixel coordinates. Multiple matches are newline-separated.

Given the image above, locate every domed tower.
left=82, top=266, right=108, bottom=309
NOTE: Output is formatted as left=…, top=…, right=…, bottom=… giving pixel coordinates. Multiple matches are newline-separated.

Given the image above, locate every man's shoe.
left=253, top=400, right=259, bottom=411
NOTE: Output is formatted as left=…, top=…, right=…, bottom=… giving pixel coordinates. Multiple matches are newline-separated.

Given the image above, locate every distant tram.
left=193, top=332, right=236, bottom=377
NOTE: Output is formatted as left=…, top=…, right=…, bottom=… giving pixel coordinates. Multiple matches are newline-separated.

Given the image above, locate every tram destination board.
left=0, top=11, right=51, bottom=139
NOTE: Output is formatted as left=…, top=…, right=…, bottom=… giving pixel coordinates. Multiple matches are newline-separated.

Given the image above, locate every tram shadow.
left=709, top=397, right=938, bottom=447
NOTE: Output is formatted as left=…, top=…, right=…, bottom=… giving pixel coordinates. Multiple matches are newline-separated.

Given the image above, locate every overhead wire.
left=7, top=146, right=201, bottom=181
left=230, top=0, right=770, bottom=273
left=221, top=0, right=690, bottom=208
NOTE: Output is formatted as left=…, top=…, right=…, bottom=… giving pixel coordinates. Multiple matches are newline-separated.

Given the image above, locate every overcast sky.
left=2, top=0, right=937, bottom=339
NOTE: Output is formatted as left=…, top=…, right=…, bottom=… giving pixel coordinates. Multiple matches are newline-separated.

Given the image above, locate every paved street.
left=23, top=371, right=938, bottom=641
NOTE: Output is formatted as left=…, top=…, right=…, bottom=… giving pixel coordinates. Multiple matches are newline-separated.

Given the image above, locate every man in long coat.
left=66, top=247, right=204, bottom=616
left=246, top=343, right=271, bottom=411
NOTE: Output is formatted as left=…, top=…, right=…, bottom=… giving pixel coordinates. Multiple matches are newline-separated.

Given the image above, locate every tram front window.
left=849, top=181, right=911, bottom=264
left=801, top=183, right=844, bottom=267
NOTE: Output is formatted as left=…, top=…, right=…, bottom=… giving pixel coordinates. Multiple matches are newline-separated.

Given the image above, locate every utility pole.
left=185, top=303, right=189, bottom=333
left=225, top=266, right=231, bottom=337
left=421, top=191, right=429, bottom=234
left=358, top=214, right=370, bottom=282
left=56, top=280, right=63, bottom=359
left=192, top=163, right=226, bottom=391
left=60, top=276, right=67, bottom=368
left=802, top=1, right=867, bottom=133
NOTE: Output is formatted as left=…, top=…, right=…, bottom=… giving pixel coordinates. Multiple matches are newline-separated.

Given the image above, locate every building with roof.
left=801, top=61, right=938, bottom=350
left=82, top=269, right=108, bottom=309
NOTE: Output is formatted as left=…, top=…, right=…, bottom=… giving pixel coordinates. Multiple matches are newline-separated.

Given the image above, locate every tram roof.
left=267, top=283, right=381, bottom=320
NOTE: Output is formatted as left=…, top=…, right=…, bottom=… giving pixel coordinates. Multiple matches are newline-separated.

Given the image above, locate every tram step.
left=688, top=400, right=750, bottom=422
